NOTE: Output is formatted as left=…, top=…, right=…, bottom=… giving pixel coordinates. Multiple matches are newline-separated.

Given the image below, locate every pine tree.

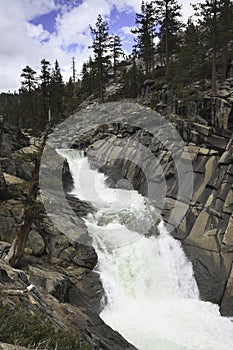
left=193, top=0, right=226, bottom=94
left=89, top=14, right=110, bottom=103
left=50, top=59, right=64, bottom=123
left=40, top=59, right=51, bottom=88
left=39, top=59, right=51, bottom=124
left=109, top=35, right=124, bottom=82
left=131, top=1, right=156, bottom=76
left=172, top=19, right=207, bottom=88
left=218, top=0, right=233, bottom=80
left=20, top=66, right=37, bottom=129
left=51, top=59, right=63, bottom=86
left=20, top=66, right=37, bottom=93
left=154, top=0, right=183, bottom=78
left=81, top=57, right=98, bottom=97
left=121, top=56, right=144, bottom=98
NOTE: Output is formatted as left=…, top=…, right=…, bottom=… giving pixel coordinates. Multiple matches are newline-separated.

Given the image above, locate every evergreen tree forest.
left=0, top=0, right=233, bottom=133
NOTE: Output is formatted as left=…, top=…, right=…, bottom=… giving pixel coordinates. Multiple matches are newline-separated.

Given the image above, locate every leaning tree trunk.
left=6, top=206, right=35, bottom=267
left=5, top=136, right=46, bottom=268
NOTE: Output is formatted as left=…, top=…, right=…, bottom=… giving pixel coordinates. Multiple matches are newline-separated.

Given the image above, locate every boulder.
left=0, top=200, right=24, bottom=242
left=0, top=166, right=11, bottom=200
left=26, top=230, right=45, bottom=257
left=1, top=154, right=34, bottom=181
left=58, top=244, right=97, bottom=270
left=0, top=123, right=29, bottom=157
left=193, top=123, right=212, bottom=136
left=72, top=244, right=97, bottom=269
left=68, top=269, right=104, bottom=313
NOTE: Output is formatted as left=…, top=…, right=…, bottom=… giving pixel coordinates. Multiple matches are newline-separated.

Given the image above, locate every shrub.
left=0, top=300, right=92, bottom=350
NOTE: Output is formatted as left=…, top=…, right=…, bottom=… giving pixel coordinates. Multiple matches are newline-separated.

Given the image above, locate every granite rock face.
left=145, top=77, right=233, bottom=130
left=52, top=101, right=233, bottom=316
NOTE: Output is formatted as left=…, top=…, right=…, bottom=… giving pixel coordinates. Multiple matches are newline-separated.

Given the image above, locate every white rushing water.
left=63, top=150, right=233, bottom=350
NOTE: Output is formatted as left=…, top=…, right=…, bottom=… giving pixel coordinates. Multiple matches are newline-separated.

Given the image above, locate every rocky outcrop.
left=0, top=257, right=136, bottom=350
left=0, top=124, right=29, bottom=157
left=142, top=77, right=233, bottom=130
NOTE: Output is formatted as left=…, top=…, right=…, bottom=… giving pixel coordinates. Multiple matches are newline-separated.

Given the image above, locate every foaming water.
left=63, top=150, right=233, bottom=350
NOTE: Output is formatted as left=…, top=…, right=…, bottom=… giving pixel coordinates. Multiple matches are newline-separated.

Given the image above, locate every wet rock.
left=58, top=244, right=97, bottom=270
left=68, top=269, right=104, bottom=313
left=66, top=194, right=95, bottom=217
left=222, top=216, right=233, bottom=253
left=220, top=266, right=233, bottom=316
left=62, top=159, right=74, bottom=192
left=72, top=244, right=97, bottom=269
left=183, top=244, right=233, bottom=304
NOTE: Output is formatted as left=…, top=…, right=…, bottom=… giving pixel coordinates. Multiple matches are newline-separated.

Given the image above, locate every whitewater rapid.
left=63, top=150, right=233, bottom=350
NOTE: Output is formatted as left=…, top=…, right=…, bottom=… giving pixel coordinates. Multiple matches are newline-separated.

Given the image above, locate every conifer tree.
left=131, top=1, right=156, bottom=76
left=39, top=59, right=51, bottom=124
left=20, top=66, right=37, bottom=93
left=81, top=57, right=98, bottom=96
left=40, top=59, right=51, bottom=88
left=89, top=14, right=110, bottom=103
left=20, top=66, right=37, bottom=129
left=50, top=59, right=64, bottom=123
left=172, top=19, right=206, bottom=88
left=193, top=0, right=227, bottom=94
left=109, top=35, right=124, bottom=82
left=121, top=56, right=144, bottom=98
left=218, top=0, right=233, bottom=80
left=154, top=0, right=183, bottom=78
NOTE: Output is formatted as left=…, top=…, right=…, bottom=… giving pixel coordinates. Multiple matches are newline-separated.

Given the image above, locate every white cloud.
left=120, top=26, right=134, bottom=36
left=21, top=0, right=57, bottom=20
left=182, top=0, right=201, bottom=23
left=26, top=23, right=51, bottom=42
left=0, top=0, right=204, bottom=93
left=107, top=0, right=141, bottom=13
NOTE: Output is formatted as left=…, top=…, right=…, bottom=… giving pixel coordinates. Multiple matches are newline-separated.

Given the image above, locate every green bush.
left=0, top=300, right=92, bottom=350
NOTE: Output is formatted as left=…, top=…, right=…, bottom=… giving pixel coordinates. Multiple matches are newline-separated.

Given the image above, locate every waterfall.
left=63, top=150, right=233, bottom=350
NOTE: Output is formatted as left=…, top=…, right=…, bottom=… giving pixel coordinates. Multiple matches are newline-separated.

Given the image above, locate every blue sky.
left=0, top=0, right=201, bottom=93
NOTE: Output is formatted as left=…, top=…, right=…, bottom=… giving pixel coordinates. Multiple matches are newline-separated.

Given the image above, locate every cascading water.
left=63, top=150, right=233, bottom=350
